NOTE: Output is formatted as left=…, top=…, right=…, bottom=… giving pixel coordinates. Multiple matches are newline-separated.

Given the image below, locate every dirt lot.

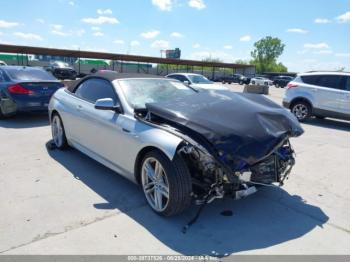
left=1, top=84, right=350, bottom=255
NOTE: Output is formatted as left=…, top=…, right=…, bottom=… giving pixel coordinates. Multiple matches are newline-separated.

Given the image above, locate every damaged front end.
left=135, top=90, right=303, bottom=205
left=177, top=139, right=295, bottom=204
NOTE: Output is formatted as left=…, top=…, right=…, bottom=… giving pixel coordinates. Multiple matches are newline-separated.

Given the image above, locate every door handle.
left=76, top=105, right=83, bottom=111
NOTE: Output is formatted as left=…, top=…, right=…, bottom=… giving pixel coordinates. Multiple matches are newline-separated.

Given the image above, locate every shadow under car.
left=46, top=141, right=329, bottom=256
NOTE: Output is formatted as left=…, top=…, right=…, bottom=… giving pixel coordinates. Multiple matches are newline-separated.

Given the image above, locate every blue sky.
left=0, top=0, right=349, bottom=72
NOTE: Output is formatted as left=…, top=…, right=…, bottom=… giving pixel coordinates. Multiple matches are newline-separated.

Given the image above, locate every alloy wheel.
left=141, top=157, right=170, bottom=212
left=52, top=115, right=64, bottom=147
left=292, top=104, right=309, bottom=120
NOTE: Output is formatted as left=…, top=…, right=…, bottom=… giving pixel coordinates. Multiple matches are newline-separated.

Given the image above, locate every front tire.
left=140, top=150, right=192, bottom=217
left=51, top=113, right=68, bottom=149
left=291, top=101, right=312, bottom=122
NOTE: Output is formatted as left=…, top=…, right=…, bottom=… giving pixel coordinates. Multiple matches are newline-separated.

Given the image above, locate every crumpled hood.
left=146, top=90, right=304, bottom=169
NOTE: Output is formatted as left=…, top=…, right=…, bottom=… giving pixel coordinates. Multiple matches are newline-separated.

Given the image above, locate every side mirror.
left=183, top=80, right=190, bottom=86
left=95, top=98, right=122, bottom=113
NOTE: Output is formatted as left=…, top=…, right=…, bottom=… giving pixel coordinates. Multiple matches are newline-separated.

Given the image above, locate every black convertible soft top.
left=66, top=72, right=165, bottom=92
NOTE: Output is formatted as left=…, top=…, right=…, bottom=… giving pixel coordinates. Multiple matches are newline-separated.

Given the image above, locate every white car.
left=283, top=71, right=350, bottom=121
left=0, top=60, right=7, bottom=66
left=166, top=73, right=228, bottom=90
left=250, top=77, right=273, bottom=86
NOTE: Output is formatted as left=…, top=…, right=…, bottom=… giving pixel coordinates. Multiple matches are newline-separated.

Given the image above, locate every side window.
left=75, top=78, right=118, bottom=103
left=344, top=77, right=350, bottom=91
left=301, top=75, right=320, bottom=85
left=318, top=75, right=343, bottom=90
left=169, top=75, right=188, bottom=82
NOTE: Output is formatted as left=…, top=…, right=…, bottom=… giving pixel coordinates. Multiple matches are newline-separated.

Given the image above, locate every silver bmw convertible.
left=49, top=71, right=303, bottom=216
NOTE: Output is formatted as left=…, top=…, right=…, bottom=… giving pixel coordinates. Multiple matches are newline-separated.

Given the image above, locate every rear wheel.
left=0, top=103, right=15, bottom=119
left=140, top=150, right=192, bottom=217
left=51, top=113, right=68, bottom=149
left=291, top=101, right=312, bottom=122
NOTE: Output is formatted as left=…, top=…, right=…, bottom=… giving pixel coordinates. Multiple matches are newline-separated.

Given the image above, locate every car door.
left=72, top=78, right=132, bottom=173
left=337, top=76, right=350, bottom=115
left=314, top=75, right=344, bottom=113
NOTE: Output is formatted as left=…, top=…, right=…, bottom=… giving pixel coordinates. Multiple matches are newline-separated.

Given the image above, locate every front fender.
left=134, top=121, right=183, bottom=161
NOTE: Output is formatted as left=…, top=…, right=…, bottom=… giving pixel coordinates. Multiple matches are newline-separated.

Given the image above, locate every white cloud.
left=93, top=31, right=104, bottom=37
left=287, top=28, right=308, bottom=34
left=335, top=53, right=350, bottom=57
left=304, top=43, right=330, bottom=49
left=52, top=24, right=63, bottom=30
left=76, top=29, right=85, bottom=37
left=240, top=35, right=251, bottom=42
left=13, top=32, right=43, bottom=41
left=170, top=32, right=184, bottom=38
left=0, top=20, right=19, bottom=28
left=82, top=16, right=119, bottom=25
left=188, top=0, right=206, bottom=10
left=193, top=43, right=200, bottom=48
left=51, top=30, right=69, bottom=36
left=97, top=9, right=113, bottom=15
left=314, top=18, right=331, bottom=24
left=114, top=39, right=125, bottom=44
left=140, top=30, right=160, bottom=39
left=0, top=32, right=3, bottom=36
left=130, top=40, right=140, bottom=47
left=69, top=1, right=75, bottom=6
left=36, top=18, right=45, bottom=24
left=151, top=40, right=170, bottom=49
left=152, top=0, right=173, bottom=11
left=223, top=45, right=232, bottom=49
left=91, top=26, right=100, bottom=31
left=314, top=50, right=333, bottom=55
left=336, top=11, right=350, bottom=23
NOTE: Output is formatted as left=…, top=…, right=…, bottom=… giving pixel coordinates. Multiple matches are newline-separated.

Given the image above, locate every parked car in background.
left=0, top=60, right=7, bottom=66
left=0, top=66, right=64, bottom=118
left=283, top=72, right=350, bottom=122
left=217, top=74, right=250, bottom=85
left=273, top=76, right=294, bottom=88
left=250, top=76, right=273, bottom=86
left=49, top=72, right=302, bottom=216
left=47, top=61, right=77, bottom=80
left=166, top=73, right=228, bottom=90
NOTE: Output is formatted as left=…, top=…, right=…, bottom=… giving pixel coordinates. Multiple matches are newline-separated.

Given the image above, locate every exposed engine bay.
left=135, top=90, right=303, bottom=205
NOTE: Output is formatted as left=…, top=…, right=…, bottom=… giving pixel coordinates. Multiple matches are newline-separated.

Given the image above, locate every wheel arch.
left=290, top=97, right=313, bottom=111
left=50, top=109, right=59, bottom=122
left=133, top=141, right=185, bottom=184
left=134, top=146, right=168, bottom=184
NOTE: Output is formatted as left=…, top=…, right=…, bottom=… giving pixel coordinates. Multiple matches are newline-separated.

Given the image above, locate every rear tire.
left=291, top=101, right=312, bottom=122
left=0, top=104, right=15, bottom=119
left=51, top=113, right=68, bottom=149
left=140, top=150, right=192, bottom=217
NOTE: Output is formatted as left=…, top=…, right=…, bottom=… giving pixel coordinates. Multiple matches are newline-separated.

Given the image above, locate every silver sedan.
left=49, top=72, right=301, bottom=216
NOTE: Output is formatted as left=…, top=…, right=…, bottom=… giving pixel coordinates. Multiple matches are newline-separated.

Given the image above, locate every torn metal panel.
left=145, top=90, right=304, bottom=171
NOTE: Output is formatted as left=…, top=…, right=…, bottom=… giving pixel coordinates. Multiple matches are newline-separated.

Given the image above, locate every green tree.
left=250, top=36, right=287, bottom=73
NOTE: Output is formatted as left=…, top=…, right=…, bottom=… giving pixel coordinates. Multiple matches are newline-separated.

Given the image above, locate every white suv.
left=283, top=72, right=350, bottom=121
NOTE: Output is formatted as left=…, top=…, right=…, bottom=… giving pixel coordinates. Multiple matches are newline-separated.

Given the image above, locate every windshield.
left=118, top=79, right=196, bottom=109
left=187, top=75, right=213, bottom=84
left=5, top=67, right=57, bottom=81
